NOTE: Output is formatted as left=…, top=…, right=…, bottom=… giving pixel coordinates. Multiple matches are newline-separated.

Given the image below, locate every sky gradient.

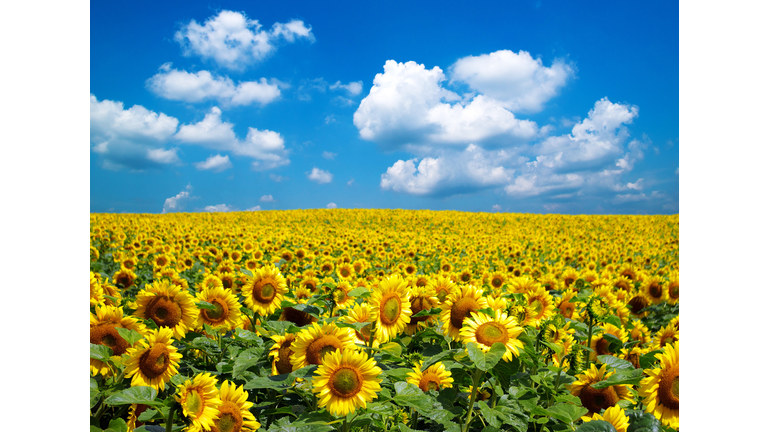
left=90, top=0, right=679, bottom=214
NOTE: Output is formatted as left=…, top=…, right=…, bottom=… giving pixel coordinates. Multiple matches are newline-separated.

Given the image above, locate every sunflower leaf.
left=106, top=418, right=128, bottom=432
left=380, top=342, right=403, bottom=358
left=347, top=287, right=370, bottom=297
left=90, top=343, right=114, bottom=362
left=597, top=355, right=636, bottom=371
left=240, top=268, right=253, bottom=277
left=412, top=307, right=442, bottom=318
left=625, top=409, right=663, bottom=432
left=467, top=342, right=506, bottom=371
left=104, top=386, right=162, bottom=406
left=196, top=301, right=217, bottom=310
left=392, top=382, right=434, bottom=412
left=639, top=350, right=664, bottom=369
left=336, top=321, right=372, bottom=332
left=115, top=327, right=144, bottom=346
left=478, top=401, right=501, bottom=428
left=590, top=369, right=644, bottom=389
left=90, top=378, right=101, bottom=409
left=574, top=420, right=618, bottom=431
left=547, top=403, right=588, bottom=424
left=603, top=315, right=622, bottom=328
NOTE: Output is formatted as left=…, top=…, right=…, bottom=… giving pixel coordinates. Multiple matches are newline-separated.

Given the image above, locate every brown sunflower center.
left=145, top=295, right=183, bottom=328
left=202, top=299, right=228, bottom=324
left=409, top=296, right=431, bottom=324
left=138, top=343, right=171, bottom=379
left=658, top=367, right=680, bottom=409
left=564, top=277, right=575, bottom=287
left=460, top=273, right=471, bottom=282
left=222, top=277, right=233, bottom=290
left=579, top=384, right=619, bottom=414
left=436, top=287, right=450, bottom=303
left=379, top=294, right=402, bottom=326
left=356, top=324, right=372, bottom=343
left=668, top=282, right=679, bottom=299
left=183, top=389, right=204, bottom=417
left=213, top=401, right=243, bottom=432
left=628, top=296, right=649, bottom=314
left=340, top=268, right=350, bottom=278
left=491, top=277, right=503, bottom=288
left=418, top=372, right=442, bottom=392
left=90, top=324, right=130, bottom=356
left=442, top=264, right=451, bottom=272
left=280, top=307, right=314, bottom=327
left=306, top=335, right=343, bottom=365
left=559, top=302, right=575, bottom=318
left=595, top=337, right=612, bottom=355
left=648, top=283, right=663, bottom=298
left=252, top=280, right=277, bottom=304
left=475, top=322, right=509, bottom=346
left=275, top=338, right=295, bottom=375
left=334, top=289, right=348, bottom=304
left=116, top=273, right=134, bottom=288
left=329, top=367, right=363, bottom=398
left=450, top=297, right=480, bottom=329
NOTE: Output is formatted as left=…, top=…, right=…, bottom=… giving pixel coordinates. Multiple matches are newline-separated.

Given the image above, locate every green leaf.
left=105, top=418, right=128, bottom=432
left=491, top=356, right=519, bottom=390
left=115, top=327, right=144, bottom=346
left=336, top=321, right=372, bottom=332
left=347, top=287, right=370, bottom=297
left=90, top=343, right=113, bottom=362
left=466, top=342, right=506, bottom=371
left=575, top=420, right=618, bottom=431
left=104, top=386, right=162, bottom=406
left=232, top=356, right=261, bottom=379
left=196, top=301, right=217, bottom=310
left=477, top=307, right=495, bottom=317
left=541, top=340, right=563, bottom=355
left=412, top=307, right=442, bottom=318
left=602, top=333, right=624, bottom=352
left=380, top=342, right=403, bottom=358
left=626, top=410, right=663, bottom=432
left=398, top=424, right=427, bottom=432
left=90, top=378, right=101, bottom=409
left=233, top=328, right=261, bottom=342
left=137, top=409, right=161, bottom=422
left=240, top=268, right=253, bottom=277
left=639, top=350, right=663, bottom=369
left=597, top=355, right=636, bottom=371
left=392, top=382, right=434, bottom=412
left=382, top=368, right=412, bottom=381
left=603, top=315, right=622, bottom=328
left=478, top=401, right=501, bottom=428
left=591, top=369, right=644, bottom=389
left=547, top=403, right=588, bottom=424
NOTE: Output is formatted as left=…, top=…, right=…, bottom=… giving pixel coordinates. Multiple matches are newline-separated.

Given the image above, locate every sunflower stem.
left=586, top=316, right=594, bottom=367
left=165, top=400, right=177, bottom=432
left=462, top=368, right=484, bottom=432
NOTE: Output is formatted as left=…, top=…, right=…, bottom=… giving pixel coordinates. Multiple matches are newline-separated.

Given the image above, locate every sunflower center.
left=436, top=287, right=450, bottom=303
left=380, top=294, right=402, bottom=325
left=409, top=296, right=431, bottom=323
left=222, top=277, right=233, bottom=289
left=658, top=367, right=680, bottom=409
left=461, top=273, right=471, bottom=282
left=306, top=335, right=343, bottom=365
left=668, top=283, right=679, bottom=299
left=450, top=297, right=480, bottom=329
left=145, top=295, right=183, bottom=328
left=90, top=324, right=130, bottom=356
left=560, top=302, right=574, bottom=318
left=280, top=307, right=314, bottom=327
left=476, top=322, right=509, bottom=346
left=356, top=324, right=372, bottom=342
left=530, top=299, right=544, bottom=316
left=329, top=367, right=363, bottom=398
left=275, top=338, right=295, bottom=374
left=628, top=296, right=649, bottom=314
left=116, top=273, right=134, bottom=288
left=214, top=401, right=244, bottom=432
left=202, top=299, right=228, bottom=324
left=252, top=281, right=276, bottom=304
left=334, top=289, right=348, bottom=304
left=184, top=389, right=204, bottom=417
left=138, top=343, right=171, bottom=379
left=491, top=277, right=503, bottom=288
left=580, top=385, right=619, bottom=414
left=340, top=269, right=350, bottom=277
left=595, top=337, right=612, bottom=355
left=418, top=372, right=442, bottom=392
left=648, top=283, right=662, bottom=298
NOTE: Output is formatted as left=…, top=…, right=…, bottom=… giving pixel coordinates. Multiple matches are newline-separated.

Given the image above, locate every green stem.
left=165, top=400, right=177, bottom=432
left=410, top=409, right=419, bottom=429
left=462, top=369, right=484, bottom=432
left=94, top=396, right=108, bottom=420
left=587, top=316, right=594, bottom=367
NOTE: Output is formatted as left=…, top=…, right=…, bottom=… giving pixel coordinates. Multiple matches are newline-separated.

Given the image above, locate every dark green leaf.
left=626, top=410, right=662, bottom=432
left=602, top=333, right=624, bottom=352
left=90, top=378, right=101, bottom=409
left=90, top=343, right=113, bottom=362
left=591, top=369, right=644, bottom=389
left=639, top=350, right=663, bottom=369
left=598, top=355, right=636, bottom=371
left=382, top=368, right=412, bottom=381
left=138, top=409, right=161, bottom=422
left=491, top=356, right=519, bottom=390
left=336, top=321, right=372, bottom=332
left=104, top=386, right=162, bottom=406
left=392, top=382, right=434, bottom=412
left=105, top=418, right=128, bottom=432
left=575, top=420, right=617, bottom=432
left=115, top=327, right=144, bottom=346
left=233, top=328, right=261, bottom=342
left=466, top=342, right=506, bottom=371
left=478, top=401, right=501, bottom=428
left=412, top=307, right=442, bottom=318
left=603, top=315, right=622, bottom=328
left=547, top=403, right=588, bottom=424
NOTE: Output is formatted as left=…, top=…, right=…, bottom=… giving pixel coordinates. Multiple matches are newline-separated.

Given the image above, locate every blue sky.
left=90, top=0, right=679, bottom=214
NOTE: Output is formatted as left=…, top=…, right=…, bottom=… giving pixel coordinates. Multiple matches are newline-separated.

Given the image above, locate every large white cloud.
left=174, top=107, right=289, bottom=170
left=450, top=50, right=573, bottom=113
left=175, top=10, right=314, bottom=71
left=146, top=64, right=281, bottom=106
left=353, top=60, right=539, bottom=150
left=90, top=94, right=180, bottom=170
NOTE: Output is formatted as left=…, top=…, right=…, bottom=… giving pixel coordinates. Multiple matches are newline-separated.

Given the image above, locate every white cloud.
left=270, top=174, right=288, bottom=182
left=260, top=194, right=275, bottom=202
left=146, top=65, right=281, bottom=106
left=247, top=205, right=262, bottom=211
left=675, top=167, right=679, bottom=175
left=326, top=202, right=337, bottom=209
left=90, top=94, right=179, bottom=170
left=347, top=178, right=355, bottom=186
left=380, top=144, right=515, bottom=196
left=204, top=204, right=236, bottom=212
left=450, top=50, right=573, bottom=113
left=322, top=151, right=337, bottom=160
left=330, top=80, right=363, bottom=96
left=354, top=60, right=539, bottom=150
left=194, top=154, right=232, bottom=172
left=174, top=10, right=314, bottom=71
left=174, top=107, right=289, bottom=170
left=324, top=115, right=336, bottom=124
left=627, top=178, right=644, bottom=190
left=307, top=167, right=333, bottom=184
left=162, top=184, right=195, bottom=213
left=492, top=204, right=502, bottom=212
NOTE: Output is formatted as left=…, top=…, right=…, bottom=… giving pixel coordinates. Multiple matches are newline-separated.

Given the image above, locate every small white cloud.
left=322, top=151, right=337, bottom=160
left=147, top=66, right=281, bottom=106
left=204, top=204, right=236, bottom=212
left=626, top=178, right=644, bottom=190
left=324, top=115, right=336, bottom=124
left=162, top=184, right=194, bottom=214
left=326, top=202, right=338, bottom=209
left=174, top=10, right=314, bottom=71
left=270, top=174, right=288, bottom=182
left=246, top=205, right=262, bottom=211
left=194, top=154, right=232, bottom=172
left=330, top=80, right=363, bottom=96
left=260, top=194, right=275, bottom=202
left=543, top=203, right=561, bottom=212
left=347, top=178, right=355, bottom=186
left=146, top=148, right=181, bottom=165
left=492, top=204, right=502, bottom=212
left=307, top=167, right=333, bottom=184
left=675, top=167, right=679, bottom=175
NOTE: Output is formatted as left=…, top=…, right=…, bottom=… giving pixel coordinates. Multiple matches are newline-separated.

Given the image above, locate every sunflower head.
left=580, top=406, right=630, bottom=432
left=123, top=327, right=183, bottom=391
left=214, top=381, right=261, bottom=432
left=569, top=363, right=632, bottom=414
left=639, top=341, right=679, bottom=430
left=242, top=264, right=288, bottom=317
left=312, top=349, right=383, bottom=417
left=370, top=275, right=412, bottom=342
left=459, top=310, right=524, bottom=361
left=175, top=373, right=222, bottom=432
left=134, top=280, right=199, bottom=340
left=440, top=285, right=488, bottom=341
left=196, top=286, right=242, bottom=331
left=290, top=323, right=357, bottom=370
left=406, top=361, right=453, bottom=392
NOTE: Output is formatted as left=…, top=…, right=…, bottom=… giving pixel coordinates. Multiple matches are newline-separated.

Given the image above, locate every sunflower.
left=331, top=280, right=355, bottom=310
left=556, top=291, right=578, bottom=319
left=343, top=303, right=380, bottom=349
left=134, top=280, right=199, bottom=340
left=524, top=285, right=556, bottom=326
left=510, top=276, right=540, bottom=294
left=123, top=327, right=182, bottom=391
left=488, top=271, right=506, bottom=291
left=642, top=275, right=667, bottom=304
left=560, top=268, right=580, bottom=290
left=241, top=264, right=288, bottom=317
left=90, top=304, right=147, bottom=376
left=460, top=310, right=524, bottom=361
left=196, top=286, right=242, bottom=331
left=626, top=289, right=651, bottom=318
left=336, top=263, right=355, bottom=281
left=369, top=275, right=412, bottom=342
left=200, top=274, right=224, bottom=291
left=590, top=323, right=629, bottom=361
left=628, top=319, right=651, bottom=345
left=127, top=403, right=150, bottom=431
left=211, top=380, right=261, bottom=432
left=300, top=276, right=320, bottom=293
left=428, top=275, right=457, bottom=304
left=91, top=272, right=105, bottom=306
left=244, top=259, right=259, bottom=272
left=407, top=361, right=453, bottom=392
left=290, top=323, right=357, bottom=370
left=639, top=341, right=679, bottom=430
left=218, top=272, right=237, bottom=292
left=270, top=334, right=297, bottom=375
left=175, top=373, right=221, bottom=432
left=312, top=349, right=383, bottom=417
left=113, top=268, right=137, bottom=289
left=404, top=284, right=440, bottom=335
left=485, top=295, right=508, bottom=313
left=652, top=323, right=679, bottom=351
left=569, top=363, right=633, bottom=415
left=620, top=345, right=648, bottom=369
left=440, top=285, right=488, bottom=341
left=539, top=274, right=560, bottom=292
left=580, top=406, right=630, bottom=432
left=279, top=306, right=316, bottom=327
left=666, top=271, right=679, bottom=305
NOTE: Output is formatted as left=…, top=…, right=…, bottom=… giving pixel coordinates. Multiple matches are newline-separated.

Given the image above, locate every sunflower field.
left=89, top=209, right=679, bottom=432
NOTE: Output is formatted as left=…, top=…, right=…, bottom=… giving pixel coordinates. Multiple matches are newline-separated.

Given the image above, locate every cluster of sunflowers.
left=90, top=209, right=679, bottom=432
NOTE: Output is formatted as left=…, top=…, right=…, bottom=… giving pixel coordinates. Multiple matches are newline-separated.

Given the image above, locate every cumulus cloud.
left=204, top=204, right=236, bottom=212
left=174, top=10, right=314, bottom=70
left=174, top=107, right=290, bottom=170
left=330, top=80, right=363, bottom=96
left=247, top=205, right=262, bottom=211
left=90, top=94, right=180, bottom=170
left=194, top=154, right=232, bottom=172
left=270, top=174, right=288, bottom=182
left=162, top=184, right=195, bottom=213
left=326, top=202, right=337, bottom=209
left=307, top=167, right=333, bottom=184
left=492, top=204, right=502, bottom=212
left=146, top=64, right=281, bottom=106
left=260, top=194, right=275, bottom=202
left=450, top=50, right=573, bottom=113
left=322, top=151, right=337, bottom=160
left=354, top=60, right=539, bottom=150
